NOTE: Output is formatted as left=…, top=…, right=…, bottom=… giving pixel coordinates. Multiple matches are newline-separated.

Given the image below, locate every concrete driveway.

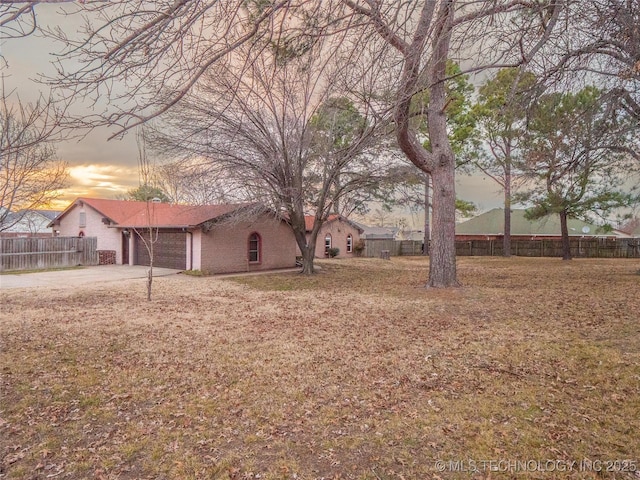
left=0, top=265, right=181, bottom=290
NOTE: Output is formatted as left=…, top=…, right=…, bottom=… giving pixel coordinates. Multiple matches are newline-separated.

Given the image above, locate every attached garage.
left=134, top=229, right=187, bottom=270
left=52, top=197, right=297, bottom=273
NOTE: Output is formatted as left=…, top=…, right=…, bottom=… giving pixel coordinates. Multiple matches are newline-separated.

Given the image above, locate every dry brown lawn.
left=1, top=257, right=639, bottom=479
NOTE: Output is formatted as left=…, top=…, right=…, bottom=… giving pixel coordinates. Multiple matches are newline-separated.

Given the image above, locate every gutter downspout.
left=187, top=230, right=193, bottom=271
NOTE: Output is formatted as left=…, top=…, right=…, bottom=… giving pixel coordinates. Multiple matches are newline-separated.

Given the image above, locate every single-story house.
left=455, top=208, right=629, bottom=240
left=0, top=209, right=61, bottom=237
left=396, top=229, right=425, bottom=242
left=50, top=197, right=297, bottom=273
left=353, top=222, right=399, bottom=240
left=303, top=214, right=363, bottom=257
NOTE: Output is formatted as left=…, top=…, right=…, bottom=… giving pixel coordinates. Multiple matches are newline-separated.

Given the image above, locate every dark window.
left=324, top=234, right=332, bottom=255
left=249, top=232, right=261, bottom=263
left=346, top=234, right=353, bottom=253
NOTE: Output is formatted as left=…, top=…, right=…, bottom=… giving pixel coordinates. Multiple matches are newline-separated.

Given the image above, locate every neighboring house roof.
left=2, top=211, right=23, bottom=228
left=1, top=209, right=62, bottom=232
left=28, top=210, right=62, bottom=221
left=456, top=208, right=624, bottom=237
left=353, top=221, right=398, bottom=239
left=398, top=230, right=426, bottom=242
left=51, top=197, right=254, bottom=229
left=2, top=209, right=60, bottom=222
left=304, top=214, right=364, bottom=233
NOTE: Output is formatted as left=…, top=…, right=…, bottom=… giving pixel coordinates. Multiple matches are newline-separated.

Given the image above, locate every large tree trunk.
left=300, top=246, right=315, bottom=275
left=428, top=162, right=459, bottom=288
left=289, top=208, right=317, bottom=275
left=294, top=226, right=317, bottom=275
left=389, top=0, right=459, bottom=287
left=559, top=210, right=572, bottom=260
left=503, top=160, right=512, bottom=257
left=423, top=174, right=430, bottom=256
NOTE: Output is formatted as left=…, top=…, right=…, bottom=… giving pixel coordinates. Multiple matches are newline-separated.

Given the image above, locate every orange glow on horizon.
left=50, top=164, right=141, bottom=208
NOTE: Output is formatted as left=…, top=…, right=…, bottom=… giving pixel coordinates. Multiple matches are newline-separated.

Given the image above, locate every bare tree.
left=0, top=84, right=69, bottom=231
left=11, top=0, right=566, bottom=286
left=538, top=0, right=639, bottom=120
left=0, top=0, right=79, bottom=39
left=153, top=160, right=230, bottom=205
left=339, top=0, right=567, bottom=286
left=35, top=0, right=331, bottom=138
left=149, top=38, right=392, bottom=274
left=132, top=127, right=158, bottom=300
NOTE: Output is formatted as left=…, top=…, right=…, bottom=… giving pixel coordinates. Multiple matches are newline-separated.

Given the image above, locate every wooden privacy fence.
left=363, top=238, right=640, bottom=259
left=455, top=238, right=640, bottom=258
left=0, top=236, right=99, bottom=272
left=363, top=239, right=423, bottom=257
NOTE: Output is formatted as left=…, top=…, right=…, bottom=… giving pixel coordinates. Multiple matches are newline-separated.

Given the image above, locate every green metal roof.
left=455, top=209, right=612, bottom=236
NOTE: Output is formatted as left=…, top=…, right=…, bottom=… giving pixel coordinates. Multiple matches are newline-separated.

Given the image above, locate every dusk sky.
left=1, top=4, right=504, bottom=225
left=2, top=4, right=141, bottom=207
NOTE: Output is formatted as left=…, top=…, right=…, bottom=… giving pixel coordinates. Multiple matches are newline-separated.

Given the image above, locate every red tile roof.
left=54, top=198, right=251, bottom=228
left=304, top=214, right=340, bottom=232
left=303, top=214, right=364, bottom=233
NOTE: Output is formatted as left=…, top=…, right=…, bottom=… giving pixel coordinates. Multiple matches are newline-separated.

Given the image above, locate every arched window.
left=248, top=232, right=261, bottom=263
left=346, top=234, right=353, bottom=253
left=324, top=234, right=332, bottom=256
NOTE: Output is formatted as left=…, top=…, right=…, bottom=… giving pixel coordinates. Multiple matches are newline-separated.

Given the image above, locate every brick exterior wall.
left=56, top=201, right=124, bottom=263
left=54, top=201, right=297, bottom=272
left=307, top=218, right=362, bottom=258
left=200, top=215, right=296, bottom=274
left=98, top=250, right=117, bottom=265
